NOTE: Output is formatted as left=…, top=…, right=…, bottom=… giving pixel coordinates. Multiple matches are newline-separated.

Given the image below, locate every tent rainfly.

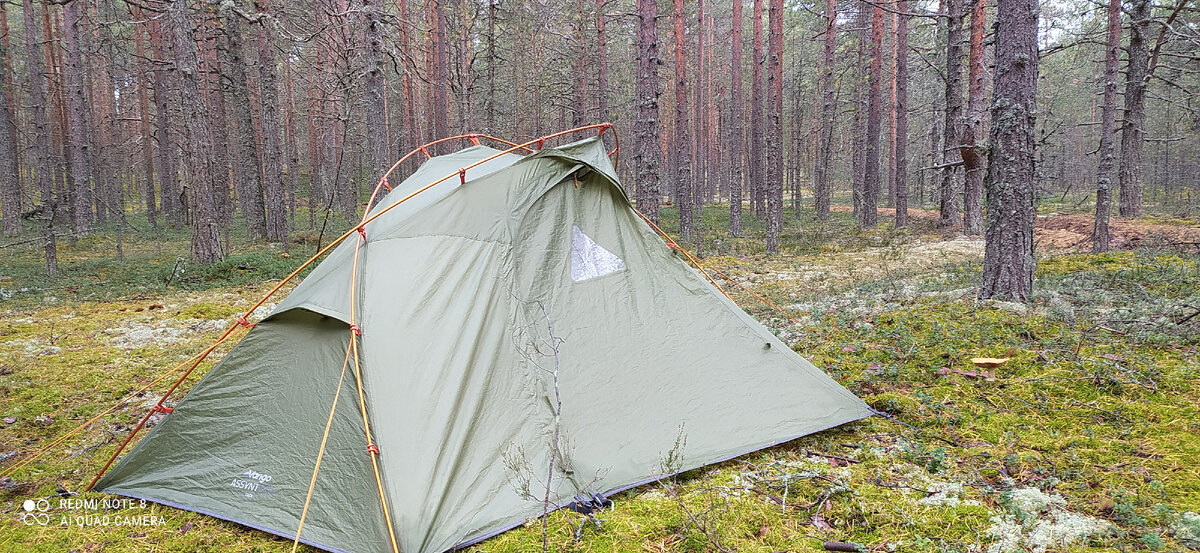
left=93, top=133, right=873, bottom=553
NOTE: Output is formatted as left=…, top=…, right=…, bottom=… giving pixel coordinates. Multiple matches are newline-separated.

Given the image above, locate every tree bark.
left=133, top=12, right=157, bottom=229
left=363, top=0, right=390, bottom=194
left=284, top=55, right=300, bottom=224
left=694, top=0, right=707, bottom=209
left=765, top=0, right=784, bottom=252
left=850, top=1, right=868, bottom=219
left=23, top=0, right=58, bottom=276
left=729, top=0, right=744, bottom=236
left=749, top=0, right=764, bottom=219
left=1092, top=0, right=1120, bottom=253
left=893, top=0, right=909, bottom=228
left=257, top=0, right=287, bottom=244
left=168, top=0, right=224, bottom=263
left=980, top=0, right=1037, bottom=301
left=63, top=0, right=92, bottom=235
left=632, top=0, right=662, bottom=223
left=813, top=0, right=834, bottom=221
left=148, top=16, right=181, bottom=225
left=595, top=0, right=610, bottom=125
left=1117, top=0, right=1150, bottom=218
left=572, top=0, right=587, bottom=127
left=938, top=0, right=965, bottom=229
left=0, top=2, right=21, bottom=236
left=221, top=5, right=267, bottom=239
left=431, top=0, right=450, bottom=151
left=961, top=0, right=986, bottom=234
left=672, top=0, right=692, bottom=241
left=861, top=4, right=883, bottom=229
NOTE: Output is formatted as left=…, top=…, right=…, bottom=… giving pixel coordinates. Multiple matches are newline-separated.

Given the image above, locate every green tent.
left=95, top=136, right=872, bottom=553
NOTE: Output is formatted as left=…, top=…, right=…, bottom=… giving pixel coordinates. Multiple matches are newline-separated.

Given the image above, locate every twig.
left=1067, top=398, right=1131, bottom=423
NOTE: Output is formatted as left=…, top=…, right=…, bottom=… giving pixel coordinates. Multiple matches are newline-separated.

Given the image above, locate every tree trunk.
left=363, top=0, right=390, bottom=195
left=1092, top=0, right=1120, bottom=253
left=23, top=0, right=58, bottom=276
left=400, top=0, right=419, bottom=160
left=893, top=0, right=909, bottom=228
left=63, top=0, right=92, bottom=235
left=133, top=13, right=158, bottom=229
left=168, top=0, right=224, bottom=263
left=432, top=0, right=450, bottom=150
left=221, top=6, right=267, bottom=239
left=939, top=0, right=965, bottom=229
left=0, top=2, right=21, bottom=236
left=961, top=0, right=986, bottom=234
left=693, top=0, right=706, bottom=211
left=149, top=16, right=181, bottom=226
left=749, top=0, right=764, bottom=220
left=861, top=4, right=883, bottom=229
left=765, top=0, right=784, bottom=252
left=633, top=0, right=662, bottom=224
left=201, top=14, right=231, bottom=228
left=1118, top=0, right=1150, bottom=218
left=728, top=0, right=744, bottom=236
left=595, top=0, right=610, bottom=125
left=850, top=1, right=868, bottom=219
left=814, top=0, right=835, bottom=223
left=672, top=0, right=692, bottom=241
left=258, top=0, right=287, bottom=244
left=284, top=56, right=301, bottom=224
left=45, top=5, right=70, bottom=230
left=572, top=0, right=587, bottom=127
left=979, top=0, right=1037, bottom=301
left=887, top=11, right=898, bottom=210
left=484, top=0, right=496, bottom=133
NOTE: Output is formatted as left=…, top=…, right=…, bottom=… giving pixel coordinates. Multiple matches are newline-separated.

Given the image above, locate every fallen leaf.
left=756, top=525, right=769, bottom=537
left=179, top=521, right=193, bottom=535
left=971, top=357, right=1010, bottom=369
left=2, top=417, right=15, bottom=424
left=811, top=512, right=831, bottom=531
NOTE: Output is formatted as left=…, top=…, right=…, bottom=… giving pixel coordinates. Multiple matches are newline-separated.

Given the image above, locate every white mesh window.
left=570, top=225, right=625, bottom=282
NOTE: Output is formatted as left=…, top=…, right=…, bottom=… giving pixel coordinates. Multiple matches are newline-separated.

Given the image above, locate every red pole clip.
left=666, top=241, right=679, bottom=250
left=381, top=177, right=392, bottom=191
left=598, top=123, right=610, bottom=136
left=350, top=324, right=362, bottom=336
left=356, top=226, right=367, bottom=241
left=467, top=134, right=480, bottom=145
left=151, top=405, right=174, bottom=414
left=536, top=137, right=546, bottom=150
left=236, top=316, right=256, bottom=329
left=367, top=444, right=380, bottom=455
left=420, top=146, right=431, bottom=159
left=458, top=168, right=467, bottom=185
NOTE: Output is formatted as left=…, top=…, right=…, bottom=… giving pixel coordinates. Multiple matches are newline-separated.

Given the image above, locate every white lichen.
left=985, top=488, right=1112, bottom=553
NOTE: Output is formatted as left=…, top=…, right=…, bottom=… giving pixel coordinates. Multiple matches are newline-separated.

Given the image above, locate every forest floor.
left=1, top=201, right=1199, bottom=553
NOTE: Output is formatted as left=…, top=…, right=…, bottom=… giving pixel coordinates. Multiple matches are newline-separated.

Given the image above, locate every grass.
left=2, top=201, right=1199, bottom=552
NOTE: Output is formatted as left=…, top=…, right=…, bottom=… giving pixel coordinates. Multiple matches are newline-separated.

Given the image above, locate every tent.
left=93, top=134, right=872, bottom=553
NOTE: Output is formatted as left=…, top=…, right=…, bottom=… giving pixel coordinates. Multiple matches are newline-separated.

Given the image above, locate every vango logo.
left=242, top=469, right=272, bottom=483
